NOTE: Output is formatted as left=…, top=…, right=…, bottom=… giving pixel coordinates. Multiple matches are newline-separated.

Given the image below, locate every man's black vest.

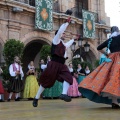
left=51, top=41, right=66, bottom=64
left=51, top=41, right=65, bottom=58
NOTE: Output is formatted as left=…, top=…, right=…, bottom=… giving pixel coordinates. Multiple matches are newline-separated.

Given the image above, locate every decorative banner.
left=35, top=0, right=53, bottom=31
left=82, top=10, right=96, bottom=39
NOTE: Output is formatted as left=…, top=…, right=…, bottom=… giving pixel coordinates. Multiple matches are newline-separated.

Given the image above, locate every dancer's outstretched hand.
left=66, top=17, right=71, bottom=23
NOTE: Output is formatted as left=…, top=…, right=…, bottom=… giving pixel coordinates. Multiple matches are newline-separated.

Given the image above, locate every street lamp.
left=78, top=37, right=84, bottom=61
left=71, top=42, right=76, bottom=52
left=71, top=37, right=90, bottom=61
left=84, top=42, right=90, bottom=52
left=71, top=42, right=76, bottom=60
left=78, top=37, right=83, bottom=47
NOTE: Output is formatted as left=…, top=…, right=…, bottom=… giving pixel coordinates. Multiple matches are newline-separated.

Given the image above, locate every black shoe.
left=7, top=99, right=11, bottom=102
left=33, top=98, right=38, bottom=107
left=18, top=97, right=22, bottom=99
left=15, top=98, right=20, bottom=101
left=112, top=103, right=120, bottom=109
left=59, top=94, right=71, bottom=102
left=0, top=99, right=5, bottom=102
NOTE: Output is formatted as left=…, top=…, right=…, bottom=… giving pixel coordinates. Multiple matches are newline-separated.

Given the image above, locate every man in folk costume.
left=7, top=56, right=24, bottom=101
left=33, top=17, right=79, bottom=107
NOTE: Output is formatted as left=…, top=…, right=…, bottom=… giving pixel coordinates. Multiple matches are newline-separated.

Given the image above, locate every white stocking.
left=112, top=97, right=118, bottom=105
left=35, top=85, right=45, bottom=99
left=0, top=94, right=1, bottom=99
left=18, top=92, right=20, bottom=97
left=9, top=92, right=13, bottom=99
left=15, top=93, right=19, bottom=99
left=62, top=81, right=70, bottom=95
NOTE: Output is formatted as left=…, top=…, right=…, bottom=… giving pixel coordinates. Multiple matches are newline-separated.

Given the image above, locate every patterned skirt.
left=23, top=75, right=39, bottom=99
left=0, top=80, right=4, bottom=94
left=67, top=77, right=81, bottom=97
left=42, top=80, right=62, bottom=98
left=8, top=76, right=23, bottom=93
left=79, top=52, right=120, bottom=105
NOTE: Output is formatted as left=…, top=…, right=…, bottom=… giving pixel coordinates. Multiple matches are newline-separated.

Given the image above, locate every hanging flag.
left=35, top=0, right=53, bottom=31
left=82, top=10, right=96, bottom=39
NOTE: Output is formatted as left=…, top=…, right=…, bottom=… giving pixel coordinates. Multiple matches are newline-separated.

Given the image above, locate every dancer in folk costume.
left=79, top=26, right=120, bottom=109
left=0, top=67, right=4, bottom=102
left=67, top=63, right=81, bottom=97
left=33, top=17, right=79, bottom=107
left=77, top=64, right=86, bottom=84
left=42, top=56, right=63, bottom=99
left=23, top=61, right=39, bottom=100
left=7, top=56, right=24, bottom=101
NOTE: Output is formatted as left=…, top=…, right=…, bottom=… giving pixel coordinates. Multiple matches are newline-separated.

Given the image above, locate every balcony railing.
left=53, top=0, right=60, bottom=13
left=14, top=0, right=35, bottom=6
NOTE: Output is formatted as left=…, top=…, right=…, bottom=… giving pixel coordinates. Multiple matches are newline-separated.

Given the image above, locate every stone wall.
left=0, top=0, right=111, bottom=67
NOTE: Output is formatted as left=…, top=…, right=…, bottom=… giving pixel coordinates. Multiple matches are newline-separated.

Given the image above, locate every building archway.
left=73, top=46, right=97, bottom=68
left=0, top=43, right=2, bottom=64
left=22, top=39, right=51, bottom=72
left=21, top=31, right=52, bottom=72
left=0, top=32, right=5, bottom=65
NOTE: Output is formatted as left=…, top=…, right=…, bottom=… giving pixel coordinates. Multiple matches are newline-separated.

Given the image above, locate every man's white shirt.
left=9, top=63, right=24, bottom=78
left=52, top=22, right=74, bottom=58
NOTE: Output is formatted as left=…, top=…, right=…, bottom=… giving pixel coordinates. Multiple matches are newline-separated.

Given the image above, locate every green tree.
left=72, top=59, right=93, bottom=72
left=2, top=39, right=24, bottom=89
left=94, top=59, right=100, bottom=68
left=3, top=39, right=24, bottom=65
left=40, top=45, right=51, bottom=62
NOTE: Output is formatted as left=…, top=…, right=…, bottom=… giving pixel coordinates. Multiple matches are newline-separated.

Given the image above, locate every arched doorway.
left=73, top=47, right=97, bottom=67
left=22, top=39, right=50, bottom=72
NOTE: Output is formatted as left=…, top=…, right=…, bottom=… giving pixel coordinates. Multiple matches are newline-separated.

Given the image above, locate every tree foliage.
left=72, top=59, right=93, bottom=72
left=40, top=45, right=51, bottom=62
left=3, top=39, right=24, bottom=65
left=2, top=39, right=24, bottom=89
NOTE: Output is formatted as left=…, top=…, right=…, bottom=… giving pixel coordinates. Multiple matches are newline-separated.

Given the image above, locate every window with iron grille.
left=75, top=0, right=88, bottom=19
left=14, top=0, right=35, bottom=6
left=29, top=0, right=35, bottom=6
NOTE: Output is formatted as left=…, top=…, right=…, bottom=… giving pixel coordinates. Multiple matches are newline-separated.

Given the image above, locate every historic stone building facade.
left=0, top=0, right=110, bottom=69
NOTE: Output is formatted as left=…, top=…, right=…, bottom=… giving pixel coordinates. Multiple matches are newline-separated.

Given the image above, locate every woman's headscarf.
left=109, top=26, right=119, bottom=38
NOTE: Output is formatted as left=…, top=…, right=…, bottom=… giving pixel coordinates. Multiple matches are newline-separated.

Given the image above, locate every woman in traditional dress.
left=67, top=63, right=81, bottom=97
left=0, top=67, right=4, bottom=102
left=79, top=26, right=120, bottom=109
left=85, top=66, right=91, bottom=76
left=77, top=64, right=86, bottom=84
left=23, top=61, right=39, bottom=100
left=47, top=56, right=51, bottom=64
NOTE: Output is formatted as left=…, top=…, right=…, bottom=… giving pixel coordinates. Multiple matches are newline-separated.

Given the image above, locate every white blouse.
left=68, top=67, right=73, bottom=73
left=85, top=70, right=90, bottom=74
left=9, top=63, right=24, bottom=78
left=41, top=64, right=47, bottom=71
